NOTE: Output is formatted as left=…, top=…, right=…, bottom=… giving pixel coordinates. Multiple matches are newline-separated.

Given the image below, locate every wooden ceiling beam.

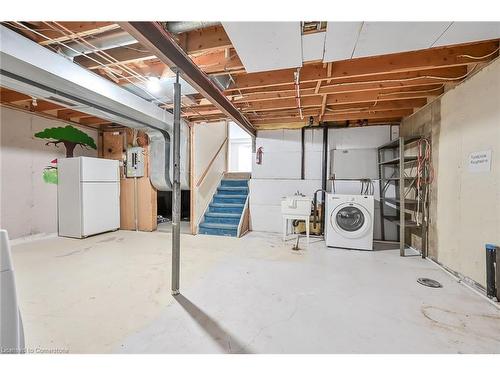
left=224, top=66, right=467, bottom=95
left=79, top=117, right=112, bottom=126
left=31, top=101, right=64, bottom=112
left=75, top=25, right=235, bottom=72
left=253, top=117, right=402, bottom=130
left=227, top=80, right=450, bottom=104
left=57, top=108, right=91, bottom=120
left=177, top=24, right=233, bottom=54
left=0, top=89, right=31, bottom=102
left=206, top=85, right=441, bottom=113
left=38, top=22, right=120, bottom=45
left=5, top=22, right=119, bottom=44
left=230, top=41, right=498, bottom=90
left=187, top=98, right=427, bottom=121
left=320, top=109, right=414, bottom=122
left=250, top=109, right=413, bottom=125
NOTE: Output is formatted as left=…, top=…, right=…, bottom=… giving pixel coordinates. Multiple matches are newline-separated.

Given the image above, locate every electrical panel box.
left=330, top=148, right=379, bottom=180
left=126, top=147, right=145, bottom=178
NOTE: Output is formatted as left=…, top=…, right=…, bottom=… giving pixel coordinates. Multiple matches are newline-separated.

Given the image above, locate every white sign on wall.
left=468, top=150, right=492, bottom=173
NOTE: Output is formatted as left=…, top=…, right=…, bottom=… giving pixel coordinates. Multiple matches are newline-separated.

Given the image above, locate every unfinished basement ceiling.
left=222, top=22, right=303, bottom=73
left=302, top=32, right=326, bottom=62
left=350, top=22, right=451, bottom=58
left=432, top=22, right=500, bottom=47
left=323, top=22, right=500, bottom=62
left=123, top=76, right=198, bottom=104
left=1, top=21, right=499, bottom=129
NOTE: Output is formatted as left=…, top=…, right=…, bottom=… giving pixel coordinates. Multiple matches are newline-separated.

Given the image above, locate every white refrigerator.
left=58, top=157, right=120, bottom=238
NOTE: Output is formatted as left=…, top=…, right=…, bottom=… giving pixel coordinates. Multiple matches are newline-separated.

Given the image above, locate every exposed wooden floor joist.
left=2, top=21, right=499, bottom=129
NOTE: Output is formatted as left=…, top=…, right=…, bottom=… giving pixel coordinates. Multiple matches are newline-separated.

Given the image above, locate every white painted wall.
left=193, top=121, right=228, bottom=231
left=0, top=107, right=98, bottom=240
left=435, top=59, right=500, bottom=287
left=250, top=126, right=396, bottom=233
left=228, top=122, right=252, bottom=172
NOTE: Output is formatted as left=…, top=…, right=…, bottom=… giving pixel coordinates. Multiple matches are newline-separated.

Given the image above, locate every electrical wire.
left=360, top=179, right=375, bottom=195
left=294, top=68, right=304, bottom=120
left=47, top=21, right=207, bottom=122
left=8, top=21, right=212, bottom=123
left=377, top=85, right=445, bottom=98
left=10, top=21, right=162, bottom=104
left=457, top=46, right=500, bottom=60
left=415, top=138, right=434, bottom=225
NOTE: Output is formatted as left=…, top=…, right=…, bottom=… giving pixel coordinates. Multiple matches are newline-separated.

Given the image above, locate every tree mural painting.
left=35, top=125, right=97, bottom=158
left=35, top=125, right=97, bottom=184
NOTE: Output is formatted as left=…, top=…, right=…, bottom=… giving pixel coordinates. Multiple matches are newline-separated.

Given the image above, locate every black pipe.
left=321, top=125, right=328, bottom=235
left=486, top=244, right=497, bottom=299
left=301, top=127, right=305, bottom=180
left=313, top=188, right=328, bottom=231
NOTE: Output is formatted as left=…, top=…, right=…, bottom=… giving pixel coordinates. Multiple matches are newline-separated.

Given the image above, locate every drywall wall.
left=0, top=107, right=98, bottom=240
left=228, top=122, right=252, bottom=172
left=250, top=128, right=322, bottom=233
left=250, top=126, right=396, bottom=233
left=401, top=58, right=500, bottom=288
left=192, top=121, right=228, bottom=233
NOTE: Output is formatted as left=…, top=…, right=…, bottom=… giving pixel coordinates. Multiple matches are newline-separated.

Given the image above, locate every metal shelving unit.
left=377, top=136, right=428, bottom=257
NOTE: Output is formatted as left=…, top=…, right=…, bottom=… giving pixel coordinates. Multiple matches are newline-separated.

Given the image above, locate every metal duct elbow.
left=147, top=122, right=189, bottom=192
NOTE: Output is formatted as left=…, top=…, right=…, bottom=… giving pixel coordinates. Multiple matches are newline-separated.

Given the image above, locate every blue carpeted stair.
left=199, top=178, right=249, bottom=237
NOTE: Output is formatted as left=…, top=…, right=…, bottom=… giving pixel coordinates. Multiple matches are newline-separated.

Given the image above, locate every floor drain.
left=417, top=278, right=443, bottom=288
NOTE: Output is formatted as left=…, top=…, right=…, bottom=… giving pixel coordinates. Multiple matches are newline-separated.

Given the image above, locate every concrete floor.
left=11, top=230, right=500, bottom=354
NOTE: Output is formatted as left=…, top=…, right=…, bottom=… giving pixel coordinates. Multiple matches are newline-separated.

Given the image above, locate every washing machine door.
left=330, top=202, right=372, bottom=239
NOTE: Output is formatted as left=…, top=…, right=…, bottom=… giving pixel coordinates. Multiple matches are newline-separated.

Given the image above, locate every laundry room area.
left=250, top=124, right=403, bottom=247
left=1, top=14, right=500, bottom=366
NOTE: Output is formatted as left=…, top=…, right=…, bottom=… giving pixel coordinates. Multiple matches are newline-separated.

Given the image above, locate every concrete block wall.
left=400, top=58, right=500, bottom=288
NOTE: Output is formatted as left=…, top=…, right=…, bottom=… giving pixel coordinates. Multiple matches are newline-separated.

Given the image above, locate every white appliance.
left=0, top=230, right=24, bottom=352
left=58, top=157, right=120, bottom=238
left=325, top=194, right=374, bottom=250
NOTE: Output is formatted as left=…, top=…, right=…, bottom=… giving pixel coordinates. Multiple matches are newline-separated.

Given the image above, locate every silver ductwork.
left=165, top=21, right=220, bottom=34
left=55, top=22, right=221, bottom=58
left=59, top=30, right=137, bottom=58
left=0, top=24, right=189, bottom=191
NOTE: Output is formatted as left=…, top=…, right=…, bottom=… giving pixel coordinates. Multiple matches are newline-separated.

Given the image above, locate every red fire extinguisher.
left=256, top=146, right=264, bottom=165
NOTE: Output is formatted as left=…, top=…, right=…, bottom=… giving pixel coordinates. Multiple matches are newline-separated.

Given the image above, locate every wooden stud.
left=314, top=80, right=322, bottom=94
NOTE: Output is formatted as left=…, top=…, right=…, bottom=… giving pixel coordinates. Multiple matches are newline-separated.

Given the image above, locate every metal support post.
left=171, top=70, right=181, bottom=295
left=399, top=137, right=405, bottom=256
left=321, top=126, right=328, bottom=235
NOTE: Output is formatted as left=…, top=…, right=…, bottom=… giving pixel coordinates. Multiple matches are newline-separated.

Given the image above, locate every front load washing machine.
left=325, top=194, right=374, bottom=250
